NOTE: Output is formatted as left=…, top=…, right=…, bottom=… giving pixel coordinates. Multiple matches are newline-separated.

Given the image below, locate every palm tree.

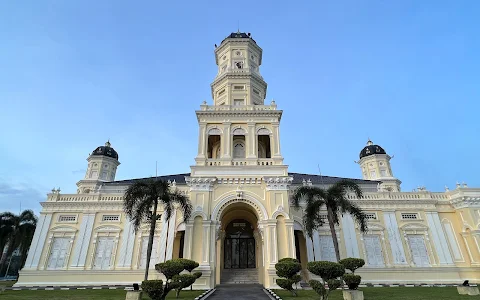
left=0, top=210, right=37, bottom=274
left=292, top=179, right=368, bottom=261
left=123, top=178, right=192, bottom=281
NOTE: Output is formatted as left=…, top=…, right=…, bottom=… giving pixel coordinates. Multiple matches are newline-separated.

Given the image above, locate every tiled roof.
left=104, top=172, right=377, bottom=186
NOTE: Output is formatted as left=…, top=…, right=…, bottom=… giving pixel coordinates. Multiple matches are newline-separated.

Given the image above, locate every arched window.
left=233, top=142, right=245, bottom=158
left=207, top=128, right=221, bottom=159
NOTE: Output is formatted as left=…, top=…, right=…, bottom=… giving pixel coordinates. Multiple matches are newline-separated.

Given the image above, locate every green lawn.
left=0, top=289, right=203, bottom=300
left=274, top=287, right=475, bottom=300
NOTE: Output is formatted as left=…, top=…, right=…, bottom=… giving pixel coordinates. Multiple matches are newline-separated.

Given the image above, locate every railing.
left=232, top=160, right=248, bottom=166
left=345, top=192, right=449, bottom=201
left=257, top=159, right=275, bottom=166
left=200, top=104, right=277, bottom=111
left=206, top=159, right=222, bottom=166
left=49, top=193, right=125, bottom=202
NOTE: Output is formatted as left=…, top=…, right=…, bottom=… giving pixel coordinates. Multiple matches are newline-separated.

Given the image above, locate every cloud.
left=0, top=182, right=44, bottom=214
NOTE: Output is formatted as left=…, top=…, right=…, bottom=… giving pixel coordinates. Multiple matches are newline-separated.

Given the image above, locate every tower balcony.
left=200, top=103, right=277, bottom=111
left=203, top=158, right=281, bottom=167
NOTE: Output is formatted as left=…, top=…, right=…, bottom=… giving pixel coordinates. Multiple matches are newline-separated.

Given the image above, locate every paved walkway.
left=208, top=284, right=271, bottom=300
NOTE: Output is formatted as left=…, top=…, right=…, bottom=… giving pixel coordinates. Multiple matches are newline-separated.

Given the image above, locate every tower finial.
left=105, top=139, right=111, bottom=147
left=237, top=20, right=240, bottom=33
left=367, top=138, right=373, bottom=146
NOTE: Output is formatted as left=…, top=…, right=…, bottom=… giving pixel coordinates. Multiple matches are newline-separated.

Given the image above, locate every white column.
left=265, top=221, right=277, bottom=265
left=116, top=217, right=136, bottom=268
left=165, top=210, right=177, bottom=260
left=383, top=211, right=407, bottom=264
left=223, top=122, right=231, bottom=159
left=70, top=213, right=95, bottom=267
left=341, top=214, right=360, bottom=258
left=184, top=224, right=194, bottom=259
left=198, top=123, right=207, bottom=157
left=158, top=214, right=169, bottom=263
left=305, top=235, right=315, bottom=262
left=271, top=122, right=281, bottom=157
left=283, top=220, right=296, bottom=258
left=24, top=214, right=52, bottom=269
left=312, top=230, right=321, bottom=261
left=201, top=220, right=211, bottom=265
left=425, top=212, right=454, bottom=265
left=442, top=222, right=463, bottom=261
left=247, top=122, right=256, bottom=158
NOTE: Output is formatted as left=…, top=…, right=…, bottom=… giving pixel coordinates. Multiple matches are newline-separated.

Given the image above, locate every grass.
left=274, top=287, right=473, bottom=300
left=0, top=289, right=203, bottom=300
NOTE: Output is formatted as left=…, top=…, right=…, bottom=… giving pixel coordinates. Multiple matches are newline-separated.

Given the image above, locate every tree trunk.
left=144, top=198, right=159, bottom=282
left=327, top=208, right=341, bottom=262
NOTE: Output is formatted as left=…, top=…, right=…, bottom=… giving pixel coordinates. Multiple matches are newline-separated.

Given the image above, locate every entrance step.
left=221, top=269, right=259, bottom=284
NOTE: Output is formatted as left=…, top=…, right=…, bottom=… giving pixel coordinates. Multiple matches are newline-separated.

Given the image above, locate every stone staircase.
left=221, top=268, right=258, bottom=284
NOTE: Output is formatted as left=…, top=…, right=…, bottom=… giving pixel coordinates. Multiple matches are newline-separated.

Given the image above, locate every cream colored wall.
left=191, top=216, right=203, bottom=263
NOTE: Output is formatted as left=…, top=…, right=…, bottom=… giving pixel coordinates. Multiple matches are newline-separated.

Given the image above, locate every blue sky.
left=1, top=1, right=479, bottom=214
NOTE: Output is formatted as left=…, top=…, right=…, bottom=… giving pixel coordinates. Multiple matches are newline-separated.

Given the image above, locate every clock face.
left=235, top=51, right=241, bottom=56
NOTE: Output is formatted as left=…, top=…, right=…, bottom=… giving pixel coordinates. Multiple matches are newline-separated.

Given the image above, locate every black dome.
left=359, top=140, right=386, bottom=159
left=221, top=31, right=256, bottom=44
left=91, top=141, right=119, bottom=160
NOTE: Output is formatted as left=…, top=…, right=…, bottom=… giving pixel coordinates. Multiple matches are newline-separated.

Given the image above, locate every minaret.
left=211, top=31, right=267, bottom=106
left=76, top=141, right=120, bottom=193
left=191, top=32, right=286, bottom=176
left=357, top=139, right=401, bottom=192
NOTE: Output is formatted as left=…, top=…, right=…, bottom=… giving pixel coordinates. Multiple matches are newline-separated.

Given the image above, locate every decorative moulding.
left=264, top=176, right=293, bottom=190
left=185, top=177, right=217, bottom=191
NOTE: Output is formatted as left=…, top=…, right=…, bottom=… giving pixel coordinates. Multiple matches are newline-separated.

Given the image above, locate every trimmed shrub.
left=307, top=261, right=345, bottom=300
left=173, top=274, right=197, bottom=298
left=155, top=260, right=185, bottom=280
left=339, top=258, right=365, bottom=274
left=339, top=257, right=365, bottom=290
left=154, top=259, right=202, bottom=300
left=275, top=257, right=302, bottom=296
left=344, top=274, right=361, bottom=290
left=141, top=280, right=163, bottom=300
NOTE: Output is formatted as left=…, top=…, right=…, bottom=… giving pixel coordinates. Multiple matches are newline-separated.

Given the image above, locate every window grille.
left=58, top=215, right=77, bottom=222
left=102, top=215, right=120, bottom=222
left=401, top=213, right=418, bottom=220
left=365, top=213, right=377, bottom=220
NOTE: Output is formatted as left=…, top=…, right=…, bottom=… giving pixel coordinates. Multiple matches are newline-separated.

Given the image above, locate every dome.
left=91, top=141, right=119, bottom=160
left=359, top=139, right=386, bottom=159
left=221, top=31, right=256, bottom=44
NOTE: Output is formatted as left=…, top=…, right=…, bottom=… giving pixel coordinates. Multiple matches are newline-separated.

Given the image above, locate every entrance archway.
left=215, top=202, right=264, bottom=284
left=224, top=219, right=256, bottom=269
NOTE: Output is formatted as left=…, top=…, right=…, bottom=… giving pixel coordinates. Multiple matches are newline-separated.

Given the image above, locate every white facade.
left=16, top=32, right=480, bottom=288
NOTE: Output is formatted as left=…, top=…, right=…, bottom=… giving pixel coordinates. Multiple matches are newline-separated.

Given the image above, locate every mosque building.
left=16, top=32, right=480, bottom=288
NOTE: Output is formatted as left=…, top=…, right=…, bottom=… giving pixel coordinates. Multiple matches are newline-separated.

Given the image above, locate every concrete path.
left=207, top=284, right=271, bottom=300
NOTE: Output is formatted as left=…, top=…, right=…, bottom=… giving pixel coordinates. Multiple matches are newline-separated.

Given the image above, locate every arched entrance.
left=224, top=219, right=256, bottom=269
left=215, top=201, right=264, bottom=284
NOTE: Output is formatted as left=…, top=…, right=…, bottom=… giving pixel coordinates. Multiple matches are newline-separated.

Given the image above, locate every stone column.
left=24, top=213, right=52, bottom=270
left=383, top=211, right=408, bottom=265
left=198, top=123, right=207, bottom=158
left=265, top=220, right=278, bottom=266
left=223, top=122, right=232, bottom=160
left=71, top=213, right=95, bottom=268
left=165, top=210, right=178, bottom=260
left=201, top=220, right=212, bottom=265
left=271, top=122, right=281, bottom=157
left=158, top=215, right=169, bottom=263
left=305, top=235, right=315, bottom=262
left=247, top=122, right=256, bottom=160
left=341, top=214, right=360, bottom=258
left=285, top=220, right=296, bottom=258
left=425, top=212, right=454, bottom=265
left=184, top=223, right=194, bottom=259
